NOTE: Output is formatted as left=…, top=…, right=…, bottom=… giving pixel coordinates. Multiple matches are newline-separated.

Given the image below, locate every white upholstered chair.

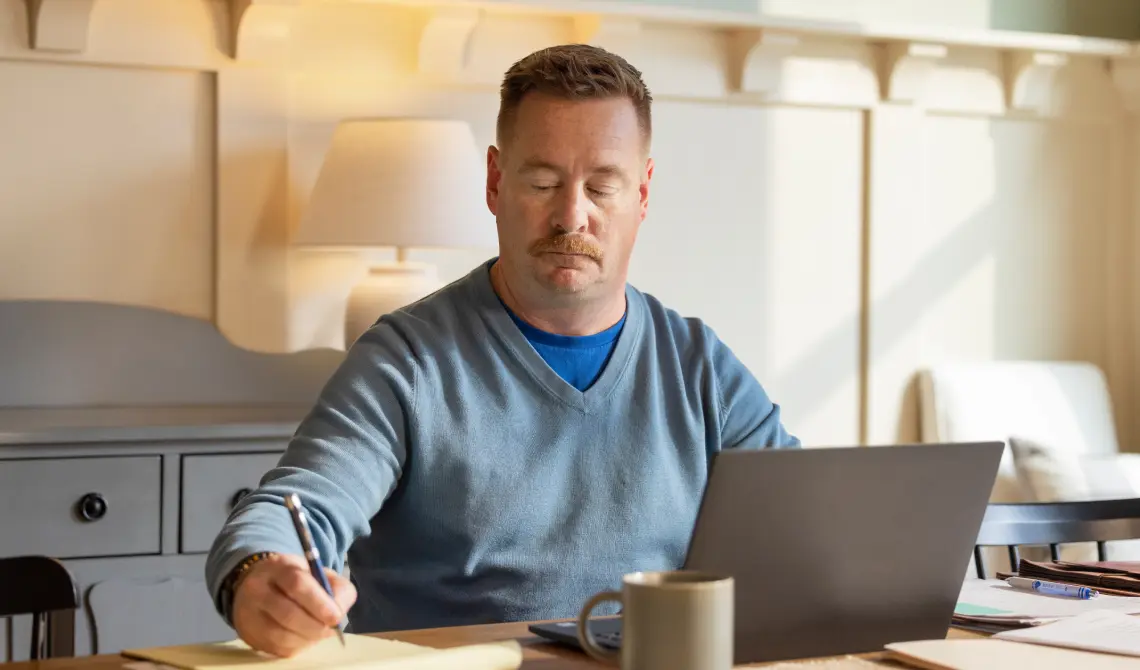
left=917, top=360, right=1140, bottom=566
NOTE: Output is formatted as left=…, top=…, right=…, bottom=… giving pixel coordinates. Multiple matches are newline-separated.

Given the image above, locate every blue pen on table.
left=1006, top=576, right=1098, bottom=600
left=284, top=493, right=347, bottom=646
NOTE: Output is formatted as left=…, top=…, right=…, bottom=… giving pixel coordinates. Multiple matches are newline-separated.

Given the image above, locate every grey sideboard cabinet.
left=0, top=301, right=345, bottom=662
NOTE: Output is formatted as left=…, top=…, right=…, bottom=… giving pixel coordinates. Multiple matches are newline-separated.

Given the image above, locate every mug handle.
left=577, top=590, right=622, bottom=664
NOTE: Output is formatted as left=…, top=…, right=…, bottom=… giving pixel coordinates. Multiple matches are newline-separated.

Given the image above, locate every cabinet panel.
left=181, top=452, right=283, bottom=553
left=0, top=456, right=161, bottom=558
left=85, top=570, right=233, bottom=653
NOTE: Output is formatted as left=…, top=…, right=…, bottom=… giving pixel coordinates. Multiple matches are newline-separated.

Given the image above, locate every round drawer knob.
left=231, top=488, right=254, bottom=509
left=77, top=493, right=108, bottom=522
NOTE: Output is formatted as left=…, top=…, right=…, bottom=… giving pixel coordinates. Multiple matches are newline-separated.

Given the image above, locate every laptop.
left=529, top=441, right=1004, bottom=665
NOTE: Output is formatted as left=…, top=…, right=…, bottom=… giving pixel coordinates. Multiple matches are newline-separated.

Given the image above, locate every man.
left=205, top=43, right=799, bottom=658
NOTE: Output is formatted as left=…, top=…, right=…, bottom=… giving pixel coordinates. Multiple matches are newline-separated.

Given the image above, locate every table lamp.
left=294, top=118, right=497, bottom=346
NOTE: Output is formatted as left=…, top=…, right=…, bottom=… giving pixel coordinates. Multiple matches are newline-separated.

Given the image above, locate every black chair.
left=0, top=556, right=80, bottom=659
left=973, top=497, right=1140, bottom=579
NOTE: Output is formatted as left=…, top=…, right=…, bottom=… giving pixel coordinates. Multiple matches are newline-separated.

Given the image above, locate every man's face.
left=486, top=93, right=653, bottom=299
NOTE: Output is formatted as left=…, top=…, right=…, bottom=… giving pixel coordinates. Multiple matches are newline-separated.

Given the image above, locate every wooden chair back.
left=973, top=498, right=1140, bottom=578
left=0, top=555, right=80, bottom=659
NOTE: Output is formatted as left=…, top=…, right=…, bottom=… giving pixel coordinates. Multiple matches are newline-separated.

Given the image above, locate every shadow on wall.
left=215, top=149, right=293, bottom=353
left=770, top=111, right=1114, bottom=447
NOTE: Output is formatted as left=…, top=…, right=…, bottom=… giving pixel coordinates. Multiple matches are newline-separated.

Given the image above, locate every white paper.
left=957, top=579, right=1140, bottom=621
left=995, top=610, right=1140, bottom=657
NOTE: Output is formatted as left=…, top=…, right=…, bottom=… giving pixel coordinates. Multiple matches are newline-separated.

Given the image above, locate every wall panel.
left=0, top=60, right=215, bottom=319
left=867, top=112, right=1116, bottom=443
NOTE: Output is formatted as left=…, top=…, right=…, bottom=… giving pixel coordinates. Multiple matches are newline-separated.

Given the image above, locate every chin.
left=541, top=267, right=596, bottom=294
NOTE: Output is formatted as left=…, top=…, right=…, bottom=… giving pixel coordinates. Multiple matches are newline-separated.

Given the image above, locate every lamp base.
left=345, top=262, right=442, bottom=346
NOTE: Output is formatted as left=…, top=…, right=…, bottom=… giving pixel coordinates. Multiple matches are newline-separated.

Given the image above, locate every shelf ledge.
left=362, top=0, right=1137, bottom=58
left=572, top=14, right=641, bottom=51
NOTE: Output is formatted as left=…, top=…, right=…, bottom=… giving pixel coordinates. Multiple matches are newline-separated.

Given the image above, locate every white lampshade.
left=294, top=118, right=497, bottom=250
left=294, top=118, right=497, bottom=347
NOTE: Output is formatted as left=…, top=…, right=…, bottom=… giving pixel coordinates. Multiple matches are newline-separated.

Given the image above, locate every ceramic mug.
left=577, top=571, right=734, bottom=670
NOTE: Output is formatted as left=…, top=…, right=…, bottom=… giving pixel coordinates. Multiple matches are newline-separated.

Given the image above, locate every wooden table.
left=2, top=622, right=981, bottom=670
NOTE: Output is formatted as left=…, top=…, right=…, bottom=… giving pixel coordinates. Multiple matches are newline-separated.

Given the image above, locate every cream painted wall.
left=0, top=59, right=215, bottom=318
left=866, top=110, right=1125, bottom=444
left=0, top=0, right=1136, bottom=452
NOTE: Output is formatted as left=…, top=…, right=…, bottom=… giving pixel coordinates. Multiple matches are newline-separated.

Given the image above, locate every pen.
left=1006, top=576, right=1098, bottom=600
left=284, top=493, right=347, bottom=646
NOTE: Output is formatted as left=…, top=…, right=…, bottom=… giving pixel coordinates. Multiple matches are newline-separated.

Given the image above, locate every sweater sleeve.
left=712, top=335, right=801, bottom=450
left=204, top=322, right=418, bottom=621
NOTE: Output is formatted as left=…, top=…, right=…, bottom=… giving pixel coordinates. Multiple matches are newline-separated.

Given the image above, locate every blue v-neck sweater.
left=205, top=261, right=799, bottom=633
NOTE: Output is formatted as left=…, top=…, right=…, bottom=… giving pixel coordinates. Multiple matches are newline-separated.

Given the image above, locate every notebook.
left=121, top=634, right=522, bottom=670
left=886, top=639, right=1140, bottom=670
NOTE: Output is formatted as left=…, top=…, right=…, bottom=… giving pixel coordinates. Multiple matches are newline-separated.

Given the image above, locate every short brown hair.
left=496, top=44, right=653, bottom=148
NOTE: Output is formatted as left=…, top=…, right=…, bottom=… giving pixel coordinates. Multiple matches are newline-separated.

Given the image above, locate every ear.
left=639, top=157, right=654, bottom=221
left=486, top=145, right=502, bottom=216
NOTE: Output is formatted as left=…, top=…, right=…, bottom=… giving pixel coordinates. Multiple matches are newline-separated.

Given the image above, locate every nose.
left=551, top=183, right=590, bottom=234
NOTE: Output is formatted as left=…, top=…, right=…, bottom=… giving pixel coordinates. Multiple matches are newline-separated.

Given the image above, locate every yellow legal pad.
left=121, top=633, right=523, bottom=670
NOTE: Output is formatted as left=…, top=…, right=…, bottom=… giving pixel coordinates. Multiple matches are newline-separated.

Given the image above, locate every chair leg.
left=48, top=609, right=75, bottom=658
left=30, top=613, right=45, bottom=661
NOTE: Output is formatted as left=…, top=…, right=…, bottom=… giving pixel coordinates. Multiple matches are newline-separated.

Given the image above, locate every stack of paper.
left=121, top=633, right=523, bottom=670
left=953, top=579, right=1140, bottom=629
left=887, top=639, right=1140, bottom=670
left=994, top=610, right=1140, bottom=657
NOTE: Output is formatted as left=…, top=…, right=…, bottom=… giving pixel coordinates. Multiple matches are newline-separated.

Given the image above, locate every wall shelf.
left=337, top=0, right=1139, bottom=57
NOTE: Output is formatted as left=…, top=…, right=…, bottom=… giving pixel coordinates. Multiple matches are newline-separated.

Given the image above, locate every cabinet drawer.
left=181, top=453, right=282, bottom=553
left=0, top=456, right=161, bottom=559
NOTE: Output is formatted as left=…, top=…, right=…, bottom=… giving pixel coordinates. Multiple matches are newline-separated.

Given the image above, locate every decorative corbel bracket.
left=1003, top=50, right=1068, bottom=113
left=414, top=7, right=481, bottom=78
left=1109, top=56, right=1140, bottom=115
left=571, top=14, right=641, bottom=51
left=230, top=0, right=300, bottom=63
left=726, top=28, right=800, bottom=95
left=876, top=41, right=948, bottom=103
left=24, top=0, right=97, bottom=53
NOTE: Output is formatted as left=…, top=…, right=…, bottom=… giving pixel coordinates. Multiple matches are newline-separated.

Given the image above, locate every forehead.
left=507, top=93, right=644, bottom=160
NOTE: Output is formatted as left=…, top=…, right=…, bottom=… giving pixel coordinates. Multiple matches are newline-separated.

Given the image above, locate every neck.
left=490, top=260, right=626, bottom=336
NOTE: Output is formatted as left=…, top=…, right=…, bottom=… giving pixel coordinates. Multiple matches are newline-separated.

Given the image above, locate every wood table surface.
left=1, top=622, right=982, bottom=670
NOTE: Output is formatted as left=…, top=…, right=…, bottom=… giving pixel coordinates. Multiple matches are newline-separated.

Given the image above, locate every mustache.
left=529, top=234, right=603, bottom=261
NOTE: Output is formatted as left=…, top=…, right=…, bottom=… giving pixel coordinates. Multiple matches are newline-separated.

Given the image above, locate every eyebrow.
left=518, top=160, right=628, bottom=180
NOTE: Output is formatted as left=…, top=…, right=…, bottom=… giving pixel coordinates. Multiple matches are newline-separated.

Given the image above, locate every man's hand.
left=231, top=553, right=357, bottom=657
